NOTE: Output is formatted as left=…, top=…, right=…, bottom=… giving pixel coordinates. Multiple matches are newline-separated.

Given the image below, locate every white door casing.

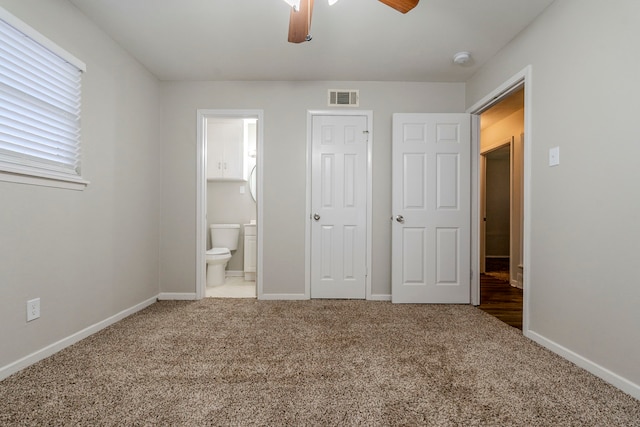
left=310, top=114, right=368, bottom=299
left=196, top=109, right=264, bottom=300
left=392, top=113, right=471, bottom=303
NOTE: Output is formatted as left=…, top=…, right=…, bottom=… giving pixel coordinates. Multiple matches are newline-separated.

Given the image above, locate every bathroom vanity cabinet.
left=244, top=224, right=256, bottom=281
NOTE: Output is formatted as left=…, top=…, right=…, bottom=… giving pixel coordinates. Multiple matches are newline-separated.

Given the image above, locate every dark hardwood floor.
left=478, top=273, right=523, bottom=330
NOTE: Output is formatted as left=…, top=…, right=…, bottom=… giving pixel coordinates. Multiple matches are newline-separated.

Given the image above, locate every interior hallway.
left=479, top=258, right=523, bottom=329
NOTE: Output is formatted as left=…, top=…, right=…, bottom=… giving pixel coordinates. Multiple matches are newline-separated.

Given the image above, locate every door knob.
left=313, top=213, right=321, bottom=221
left=395, top=215, right=405, bottom=224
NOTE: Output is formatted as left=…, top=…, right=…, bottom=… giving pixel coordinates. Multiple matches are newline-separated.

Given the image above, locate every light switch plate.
left=549, top=146, right=560, bottom=166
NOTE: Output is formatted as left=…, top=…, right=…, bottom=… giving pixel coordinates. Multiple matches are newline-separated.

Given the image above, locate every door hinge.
left=363, top=130, right=370, bottom=142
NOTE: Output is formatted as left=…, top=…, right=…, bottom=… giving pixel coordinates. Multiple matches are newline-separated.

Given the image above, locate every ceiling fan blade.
left=288, top=0, right=314, bottom=43
left=378, top=0, right=419, bottom=14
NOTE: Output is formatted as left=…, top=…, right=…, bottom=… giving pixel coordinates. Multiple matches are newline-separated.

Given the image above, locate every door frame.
left=480, top=139, right=513, bottom=275
left=305, top=110, right=373, bottom=299
left=196, top=109, right=264, bottom=300
left=467, top=65, right=532, bottom=333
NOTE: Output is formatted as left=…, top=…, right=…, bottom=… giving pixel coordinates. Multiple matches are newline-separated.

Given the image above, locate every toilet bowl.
left=206, top=224, right=240, bottom=287
left=206, top=248, right=232, bottom=287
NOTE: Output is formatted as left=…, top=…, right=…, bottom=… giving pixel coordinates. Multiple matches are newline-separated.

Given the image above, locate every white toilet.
left=206, top=224, right=240, bottom=287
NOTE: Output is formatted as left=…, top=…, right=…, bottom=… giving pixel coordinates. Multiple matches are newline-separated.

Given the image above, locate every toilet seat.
left=206, top=247, right=230, bottom=257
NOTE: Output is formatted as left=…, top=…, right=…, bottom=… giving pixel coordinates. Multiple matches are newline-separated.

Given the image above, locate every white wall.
left=481, top=109, right=524, bottom=152
left=159, top=81, right=465, bottom=297
left=0, top=0, right=160, bottom=370
left=467, top=0, right=640, bottom=393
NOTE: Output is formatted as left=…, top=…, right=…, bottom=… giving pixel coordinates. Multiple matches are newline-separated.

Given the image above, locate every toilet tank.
left=210, top=224, right=240, bottom=250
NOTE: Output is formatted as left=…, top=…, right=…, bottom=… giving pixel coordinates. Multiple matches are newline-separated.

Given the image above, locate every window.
left=0, top=7, right=87, bottom=189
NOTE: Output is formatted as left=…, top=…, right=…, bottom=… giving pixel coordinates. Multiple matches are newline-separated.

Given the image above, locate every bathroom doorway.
left=196, top=110, right=264, bottom=299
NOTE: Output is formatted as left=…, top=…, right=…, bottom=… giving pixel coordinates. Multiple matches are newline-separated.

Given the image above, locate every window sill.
left=0, top=168, right=89, bottom=191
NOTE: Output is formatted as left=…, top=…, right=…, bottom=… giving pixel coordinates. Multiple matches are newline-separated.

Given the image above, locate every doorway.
left=467, top=65, right=535, bottom=336
left=196, top=109, right=264, bottom=300
left=482, top=143, right=511, bottom=278
left=475, top=86, right=525, bottom=329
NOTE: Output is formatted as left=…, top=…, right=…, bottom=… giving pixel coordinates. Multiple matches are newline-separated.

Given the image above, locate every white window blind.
left=0, top=9, right=86, bottom=185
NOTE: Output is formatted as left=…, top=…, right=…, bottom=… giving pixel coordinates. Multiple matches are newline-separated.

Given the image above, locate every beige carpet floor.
left=1, top=300, right=639, bottom=426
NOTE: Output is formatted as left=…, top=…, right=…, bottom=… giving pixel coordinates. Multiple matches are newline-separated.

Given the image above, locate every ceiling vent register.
left=328, top=90, right=359, bottom=107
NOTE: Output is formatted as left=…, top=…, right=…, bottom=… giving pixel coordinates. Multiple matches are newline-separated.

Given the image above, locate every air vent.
left=328, top=89, right=359, bottom=107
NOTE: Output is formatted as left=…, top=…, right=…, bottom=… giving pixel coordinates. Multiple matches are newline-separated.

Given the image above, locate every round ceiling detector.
left=453, top=51, right=471, bottom=65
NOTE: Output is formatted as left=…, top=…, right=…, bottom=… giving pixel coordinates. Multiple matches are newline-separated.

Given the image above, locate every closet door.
left=392, top=113, right=471, bottom=303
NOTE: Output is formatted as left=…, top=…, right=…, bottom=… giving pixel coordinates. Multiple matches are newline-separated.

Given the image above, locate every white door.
left=311, top=115, right=368, bottom=299
left=392, top=114, right=471, bottom=303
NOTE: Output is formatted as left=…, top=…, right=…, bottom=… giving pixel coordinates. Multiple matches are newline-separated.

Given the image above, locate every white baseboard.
left=525, top=330, right=640, bottom=400
left=369, top=294, right=392, bottom=301
left=0, top=296, right=157, bottom=382
left=225, top=270, right=244, bottom=277
left=157, top=292, right=197, bottom=300
left=258, top=293, right=308, bottom=300
left=258, top=293, right=392, bottom=301
left=510, top=280, right=523, bottom=289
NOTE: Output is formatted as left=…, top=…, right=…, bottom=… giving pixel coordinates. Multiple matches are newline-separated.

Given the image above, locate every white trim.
left=369, top=294, right=392, bottom=301
left=196, top=110, right=264, bottom=301
left=0, top=296, right=156, bottom=381
left=259, top=293, right=308, bottom=301
left=467, top=70, right=528, bottom=114
left=305, top=112, right=312, bottom=299
left=470, top=115, right=480, bottom=305
left=480, top=140, right=513, bottom=284
left=305, top=110, right=374, bottom=300
left=157, top=293, right=197, bottom=301
left=467, top=65, right=532, bottom=334
left=526, top=330, right=640, bottom=400
left=196, top=111, right=206, bottom=300
left=480, top=138, right=513, bottom=155
left=0, top=170, right=89, bottom=190
left=225, top=270, right=244, bottom=277
left=0, top=6, right=86, bottom=72
left=255, top=111, right=265, bottom=300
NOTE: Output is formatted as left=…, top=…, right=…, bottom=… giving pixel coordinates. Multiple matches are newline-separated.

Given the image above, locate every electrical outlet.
left=27, top=298, right=40, bottom=322
left=549, top=146, right=560, bottom=166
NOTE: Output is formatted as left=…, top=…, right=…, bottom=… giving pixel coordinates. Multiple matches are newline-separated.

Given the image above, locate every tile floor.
left=205, top=276, right=256, bottom=298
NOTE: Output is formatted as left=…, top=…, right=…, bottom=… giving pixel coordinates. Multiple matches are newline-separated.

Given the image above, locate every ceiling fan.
left=284, top=0, right=419, bottom=43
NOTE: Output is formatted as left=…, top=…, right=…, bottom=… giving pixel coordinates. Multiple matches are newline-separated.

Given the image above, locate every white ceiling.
left=68, top=0, right=554, bottom=82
